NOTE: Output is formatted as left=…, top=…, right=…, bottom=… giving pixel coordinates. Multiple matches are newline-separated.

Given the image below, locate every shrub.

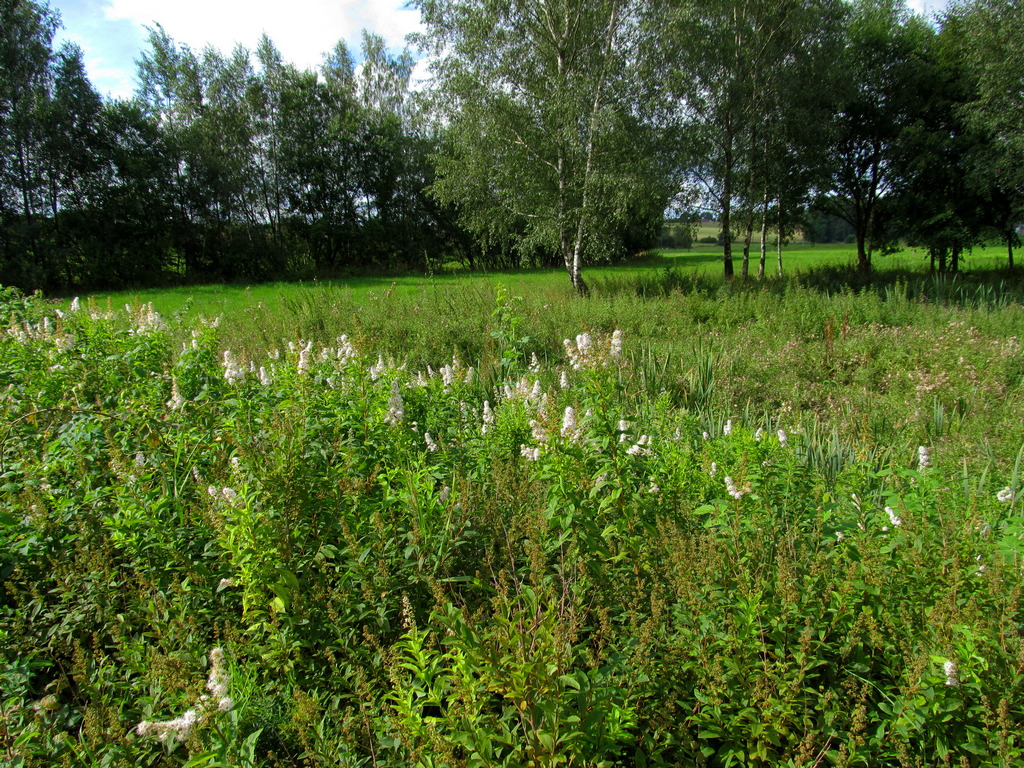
left=1, top=288, right=1022, bottom=767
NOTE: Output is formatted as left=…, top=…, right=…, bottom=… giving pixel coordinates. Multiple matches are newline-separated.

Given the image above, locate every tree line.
left=1, top=0, right=1022, bottom=293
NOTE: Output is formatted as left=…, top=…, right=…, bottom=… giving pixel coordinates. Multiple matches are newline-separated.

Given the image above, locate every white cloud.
left=84, top=61, right=139, bottom=99
left=103, top=0, right=423, bottom=73
left=409, top=55, right=433, bottom=91
left=911, top=0, right=952, bottom=18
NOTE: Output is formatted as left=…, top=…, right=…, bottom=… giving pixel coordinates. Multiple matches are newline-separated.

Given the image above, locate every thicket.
left=2, top=281, right=1022, bottom=766
left=0, top=2, right=661, bottom=293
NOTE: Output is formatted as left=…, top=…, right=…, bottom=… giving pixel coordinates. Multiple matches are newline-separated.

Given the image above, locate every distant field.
left=663, top=240, right=1015, bottom=274
left=80, top=244, right=853, bottom=321
left=75, top=241, right=1015, bottom=324
left=660, top=241, right=859, bottom=274
left=84, top=242, right=851, bottom=319
left=696, top=221, right=720, bottom=239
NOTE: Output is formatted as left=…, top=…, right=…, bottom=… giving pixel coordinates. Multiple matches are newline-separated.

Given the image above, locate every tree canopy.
left=416, top=0, right=673, bottom=294
left=1, top=0, right=1022, bottom=291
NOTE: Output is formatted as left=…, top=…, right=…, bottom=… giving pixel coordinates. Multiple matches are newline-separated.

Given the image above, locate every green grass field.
left=74, top=241, right=1015, bottom=324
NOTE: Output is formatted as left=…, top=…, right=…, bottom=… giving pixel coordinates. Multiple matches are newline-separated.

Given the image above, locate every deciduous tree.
left=416, top=0, right=670, bottom=295
left=817, top=0, right=931, bottom=273
left=950, top=0, right=1024, bottom=267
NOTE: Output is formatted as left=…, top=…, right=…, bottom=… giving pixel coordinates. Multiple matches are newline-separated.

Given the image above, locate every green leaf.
left=182, top=751, right=225, bottom=768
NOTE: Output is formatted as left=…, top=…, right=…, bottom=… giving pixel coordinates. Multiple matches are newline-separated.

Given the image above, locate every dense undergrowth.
left=189, top=266, right=1024, bottom=467
left=2, top=277, right=1023, bottom=767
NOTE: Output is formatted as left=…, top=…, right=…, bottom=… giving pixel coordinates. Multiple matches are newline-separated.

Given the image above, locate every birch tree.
left=666, top=0, right=842, bottom=280
left=415, top=0, right=668, bottom=295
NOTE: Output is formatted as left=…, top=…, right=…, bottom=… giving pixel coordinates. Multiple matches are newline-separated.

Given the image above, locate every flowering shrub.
left=1, top=288, right=1022, bottom=767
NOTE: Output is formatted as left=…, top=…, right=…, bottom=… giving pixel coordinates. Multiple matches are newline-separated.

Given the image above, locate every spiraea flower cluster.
left=136, top=648, right=233, bottom=742
left=481, top=401, right=495, bottom=434
left=625, top=435, right=652, bottom=456
left=167, top=379, right=186, bottom=410
left=223, top=350, right=245, bottom=384
left=563, top=329, right=623, bottom=370
left=409, top=355, right=475, bottom=389
left=561, top=406, right=578, bottom=438
left=208, top=336, right=367, bottom=389
left=943, top=660, right=959, bottom=687
left=128, top=302, right=168, bottom=334
left=297, top=340, right=313, bottom=373
left=385, top=380, right=405, bottom=425
left=725, top=476, right=751, bottom=500
left=615, top=419, right=651, bottom=456
left=917, top=445, right=930, bottom=470
left=502, top=375, right=547, bottom=409
left=207, top=485, right=241, bottom=507
left=520, top=444, right=541, bottom=461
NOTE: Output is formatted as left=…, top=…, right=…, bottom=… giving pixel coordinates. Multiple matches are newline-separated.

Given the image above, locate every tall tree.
left=817, top=0, right=931, bottom=273
left=665, top=0, right=753, bottom=279
left=271, top=42, right=366, bottom=270
left=0, top=0, right=58, bottom=286
left=250, top=36, right=291, bottom=249
left=950, top=0, right=1024, bottom=267
left=81, top=99, right=176, bottom=286
left=136, top=26, right=214, bottom=278
left=415, top=0, right=670, bottom=295
left=953, top=0, right=1024, bottom=186
left=888, top=15, right=988, bottom=273
left=41, top=44, right=104, bottom=213
left=758, top=0, right=844, bottom=279
left=39, top=43, right=106, bottom=284
left=666, top=0, right=843, bottom=280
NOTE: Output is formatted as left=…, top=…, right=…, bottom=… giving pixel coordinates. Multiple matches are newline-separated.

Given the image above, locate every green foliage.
left=666, top=0, right=846, bottom=279
left=417, top=0, right=674, bottom=294
left=952, top=0, right=1024, bottom=193
left=818, top=0, right=937, bottom=273
left=4, top=0, right=1024, bottom=290
left=2, top=287, right=1023, bottom=766
left=487, top=286, right=531, bottom=379
left=0, top=2, right=467, bottom=292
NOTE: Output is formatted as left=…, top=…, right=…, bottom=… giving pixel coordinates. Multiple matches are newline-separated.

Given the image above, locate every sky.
left=49, top=0, right=426, bottom=100
left=50, top=0, right=949, bottom=102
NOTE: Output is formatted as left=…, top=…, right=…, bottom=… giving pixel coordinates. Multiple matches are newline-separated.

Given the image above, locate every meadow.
left=70, top=242, right=1005, bottom=332
left=2, top=248, right=1023, bottom=767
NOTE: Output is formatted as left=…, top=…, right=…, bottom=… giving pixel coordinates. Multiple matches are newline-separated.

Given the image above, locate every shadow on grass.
left=592, top=258, right=1024, bottom=309
left=78, top=244, right=1023, bottom=318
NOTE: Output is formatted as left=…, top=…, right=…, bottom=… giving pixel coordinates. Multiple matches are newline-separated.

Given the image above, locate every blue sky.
left=49, top=0, right=425, bottom=99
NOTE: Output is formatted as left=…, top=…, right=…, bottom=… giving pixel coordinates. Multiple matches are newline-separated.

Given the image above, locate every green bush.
left=1, top=289, right=1022, bottom=767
